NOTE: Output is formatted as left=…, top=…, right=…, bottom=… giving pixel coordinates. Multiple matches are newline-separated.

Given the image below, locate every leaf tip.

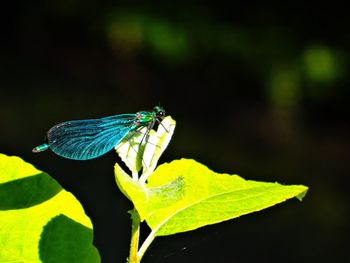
left=296, top=186, right=309, bottom=201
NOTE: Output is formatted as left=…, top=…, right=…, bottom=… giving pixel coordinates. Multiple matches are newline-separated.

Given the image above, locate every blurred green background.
left=1, top=1, right=349, bottom=262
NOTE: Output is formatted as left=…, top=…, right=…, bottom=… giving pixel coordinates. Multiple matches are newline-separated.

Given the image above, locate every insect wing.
left=47, top=114, right=136, bottom=160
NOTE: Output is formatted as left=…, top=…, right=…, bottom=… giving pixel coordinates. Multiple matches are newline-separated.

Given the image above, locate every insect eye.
left=158, top=110, right=165, bottom=118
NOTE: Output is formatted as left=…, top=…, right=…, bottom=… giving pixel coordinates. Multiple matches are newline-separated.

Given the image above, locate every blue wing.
left=46, top=114, right=136, bottom=160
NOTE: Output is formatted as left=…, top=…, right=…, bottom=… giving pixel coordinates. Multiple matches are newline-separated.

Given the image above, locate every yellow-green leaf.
left=114, top=162, right=184, bottom=222
left=115, top=116, right=176, bottom=180
left=115, top=158, right=308, bottom=237
left=0, top=154, right=100, bottom=263
left=146, top=159, right=308, bottom=236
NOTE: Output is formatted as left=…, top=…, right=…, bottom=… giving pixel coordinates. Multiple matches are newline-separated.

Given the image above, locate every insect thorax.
left=134, top=111, right=155, bottom=127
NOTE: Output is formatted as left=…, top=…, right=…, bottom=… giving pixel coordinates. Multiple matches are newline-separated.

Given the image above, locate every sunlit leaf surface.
left=115, top=116, right=176, bottom=181
left=115, top=158, right=308, bottom=236
left=0, top=154, right=100, bottom=263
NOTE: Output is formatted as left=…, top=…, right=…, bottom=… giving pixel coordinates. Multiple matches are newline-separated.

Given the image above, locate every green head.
left=153, top=106, right=166, bottom=120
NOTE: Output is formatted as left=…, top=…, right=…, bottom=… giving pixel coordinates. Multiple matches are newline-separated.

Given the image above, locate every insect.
left=32, top=106, right=166, bottom=160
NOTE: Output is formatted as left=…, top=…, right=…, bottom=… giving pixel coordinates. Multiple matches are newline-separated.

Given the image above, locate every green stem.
left=128, top=209, right=141, bottom=263
left=136, top=226, right=157, bottom=261
left=128, top=209, right=158, bottom=263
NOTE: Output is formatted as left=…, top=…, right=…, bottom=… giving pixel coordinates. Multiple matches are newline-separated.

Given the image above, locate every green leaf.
left=115, top=162, right=184, bottom=222
left=115, top=158, right=308, bottom=236
left=115, top=116, right=176, bottom=181
left=0, top=154, right=100, bottom=263
left=140, top=116, right=176, bottom=181
left=115, top=127, right=147, bottom=178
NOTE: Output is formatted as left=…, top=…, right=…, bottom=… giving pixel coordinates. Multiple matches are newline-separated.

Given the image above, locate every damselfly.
left=32, top=106, right=166, bottom=160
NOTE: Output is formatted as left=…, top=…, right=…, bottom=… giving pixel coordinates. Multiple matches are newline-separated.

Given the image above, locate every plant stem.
left=136, top=226, right=158, bottom=261
left=128, top=209, right=141, bottom=263
left=128, top=209, right=158, bottom=263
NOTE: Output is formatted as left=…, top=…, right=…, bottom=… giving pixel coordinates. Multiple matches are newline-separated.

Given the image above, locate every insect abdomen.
left=32, top=143, right=50, bottom=153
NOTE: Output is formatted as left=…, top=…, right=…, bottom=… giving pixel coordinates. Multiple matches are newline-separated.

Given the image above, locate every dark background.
left=1, top=1, right=349, bottom=262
